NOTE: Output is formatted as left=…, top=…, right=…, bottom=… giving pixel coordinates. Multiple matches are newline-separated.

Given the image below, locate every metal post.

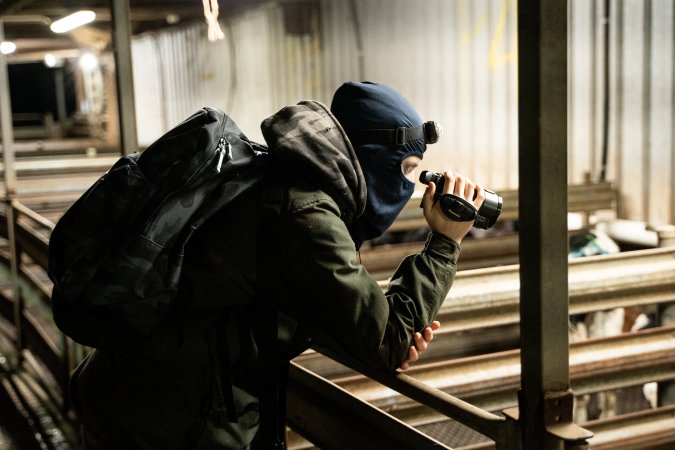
left=54, top=67, right=66, bottom=138
left=110, top=0, right=138, bottom=155
left=0, top=20, right=16, bottom=192
left=517, top=1, right=591, bottom=449
left=6, top=202, right=23, bottom=364
left=656, top=225, right=675, bottom=406
left=0, top=21, right=22, bottom=365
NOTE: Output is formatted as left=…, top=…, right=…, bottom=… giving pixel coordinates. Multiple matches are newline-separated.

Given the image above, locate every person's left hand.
left=399, top=321, right=441, bottom=370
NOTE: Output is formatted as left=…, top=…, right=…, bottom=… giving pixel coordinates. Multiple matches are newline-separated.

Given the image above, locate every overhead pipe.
left=109, top=0, right=138, bottom=155
left=348, top=0, right=365, bottom=80
left=598, top=0, right=611, bottom=182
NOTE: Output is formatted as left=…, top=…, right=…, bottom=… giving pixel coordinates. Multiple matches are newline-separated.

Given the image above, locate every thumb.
left=422, top=182, right=436, bottom=215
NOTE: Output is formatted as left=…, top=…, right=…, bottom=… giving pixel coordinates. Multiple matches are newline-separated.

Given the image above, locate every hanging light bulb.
left=0, top=41, right=16, bottom=55
left=50, top=10, right=96, bottom=34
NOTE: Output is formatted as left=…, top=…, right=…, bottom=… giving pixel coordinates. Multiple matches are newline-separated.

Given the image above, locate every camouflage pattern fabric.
left=48, top=107, right=269, bottom=348
left=261, top=100, right=366, bottom=224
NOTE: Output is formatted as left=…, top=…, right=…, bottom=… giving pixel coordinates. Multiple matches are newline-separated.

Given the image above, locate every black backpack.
left=48, top=107, right=269, bottom=348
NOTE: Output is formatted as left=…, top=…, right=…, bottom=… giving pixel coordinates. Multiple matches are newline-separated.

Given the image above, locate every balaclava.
left=330, top=81, right=426, bottom=248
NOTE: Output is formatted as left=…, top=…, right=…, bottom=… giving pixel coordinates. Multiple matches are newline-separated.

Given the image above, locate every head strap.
left=350, top=121, right=442, bottom=147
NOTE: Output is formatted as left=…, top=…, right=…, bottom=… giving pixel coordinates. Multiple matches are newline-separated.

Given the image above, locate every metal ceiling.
left=0, top=0, right=267, bottom=54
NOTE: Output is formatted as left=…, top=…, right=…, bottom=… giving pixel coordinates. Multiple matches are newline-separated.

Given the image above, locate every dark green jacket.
left=69, top=101, right=460, bottom=449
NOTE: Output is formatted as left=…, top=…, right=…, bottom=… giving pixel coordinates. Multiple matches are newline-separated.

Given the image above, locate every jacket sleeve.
left=279, top=194, right=460, bottom=371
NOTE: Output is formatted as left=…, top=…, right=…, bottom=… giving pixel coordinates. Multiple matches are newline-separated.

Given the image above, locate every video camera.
left=419, top=171, right=503, bottom=230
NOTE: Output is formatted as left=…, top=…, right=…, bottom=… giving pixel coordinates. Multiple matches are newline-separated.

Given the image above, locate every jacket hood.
left=260, top=100, right=366, bottom=223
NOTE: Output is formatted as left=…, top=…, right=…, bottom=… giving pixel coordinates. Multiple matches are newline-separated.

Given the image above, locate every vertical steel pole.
left=517, top=1, right=571, bottom=449
left=0, top=21, right=16, bottom=192
left=0, top=21, right=22, bottom=364
left=7, top=202, right=23, bottom=363
left=110, top=0, right=138, bottom=155
left=656, top=225, right=675, bottom=406
left=54, top=67, right=66, bottom=138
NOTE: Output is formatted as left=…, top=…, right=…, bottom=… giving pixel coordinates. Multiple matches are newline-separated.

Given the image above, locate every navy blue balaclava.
left=331, top=81, right=426, bottom=248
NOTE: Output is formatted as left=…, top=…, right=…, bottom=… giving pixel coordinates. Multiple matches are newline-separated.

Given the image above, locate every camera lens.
left=477, top=189, right=503, bottom=229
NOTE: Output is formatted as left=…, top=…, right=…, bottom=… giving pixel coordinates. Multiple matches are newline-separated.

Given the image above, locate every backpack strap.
left=254, top=174, right=287, bottom=449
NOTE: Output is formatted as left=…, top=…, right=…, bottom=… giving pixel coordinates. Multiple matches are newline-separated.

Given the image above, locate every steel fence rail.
left=416, top=246, right=675, bottom=333
left=312, top=345, right=516, bottom=444
left=1, top=200, right=673, bottom=449
left=455, top=405, right=675, bottom=450
left=324, top=327, right=675, bottom=427
left=286, top=361, right=454, bottom=450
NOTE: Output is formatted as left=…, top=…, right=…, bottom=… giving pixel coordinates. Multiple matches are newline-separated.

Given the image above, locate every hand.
left=399, top=321, right=441, bottom=370
left=421, top=171, right=485, bottom=244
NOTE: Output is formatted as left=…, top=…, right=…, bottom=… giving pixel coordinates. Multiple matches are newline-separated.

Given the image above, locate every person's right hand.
left=399, top=320, right=441, bottom=370
left=421, top=171, right=485, bottom=245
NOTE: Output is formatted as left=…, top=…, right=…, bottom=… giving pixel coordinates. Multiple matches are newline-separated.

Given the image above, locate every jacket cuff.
left=422, top=232, right=461, bottom=262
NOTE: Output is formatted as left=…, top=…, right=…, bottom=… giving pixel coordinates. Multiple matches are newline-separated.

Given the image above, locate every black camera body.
left=419, top=171, right=503, bottom=230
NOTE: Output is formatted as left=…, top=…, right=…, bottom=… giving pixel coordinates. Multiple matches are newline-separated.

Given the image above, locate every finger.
left=422, top=326, right=434, bottom=342
left=473, top=185, right=486, bottom=209
left=414, top=332, right=427, bottom=353
left=407, top=345, right=419, bottom=362
left=442, top=171, right=455, bottom=196
left=464, top=178, right=475, bottom=200
left=421, top=181, right=436, bottom=215
left=431, top=320, right=441, bottom=330
left=454, top=174, right=466, bottom=197
left=400, top=360, right=409, bottom=370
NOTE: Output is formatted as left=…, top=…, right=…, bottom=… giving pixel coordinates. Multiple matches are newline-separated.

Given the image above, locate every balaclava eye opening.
left=330, top=81, right=427, bottom=249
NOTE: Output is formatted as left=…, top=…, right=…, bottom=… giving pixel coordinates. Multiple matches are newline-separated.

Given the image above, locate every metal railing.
left=0, top=197, right=527, bottom=449
left=1, top=198, right=673, bottom=449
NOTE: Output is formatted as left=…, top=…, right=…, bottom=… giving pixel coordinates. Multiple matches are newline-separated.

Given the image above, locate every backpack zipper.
left=215, top=138, right=232, bottom=173
left=142, top=130, right=231, bottom=236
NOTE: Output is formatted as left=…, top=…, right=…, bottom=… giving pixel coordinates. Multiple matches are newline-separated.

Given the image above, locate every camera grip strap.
left=421, top=192, right=492, bottom=229
left=437, top=193, right=477, bottom=222
left=436, top=194, right=491, bottom=228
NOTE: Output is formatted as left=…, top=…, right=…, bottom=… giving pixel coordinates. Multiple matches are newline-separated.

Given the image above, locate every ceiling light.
left=50, top=10, right=96, bottom=34
left=44, top=53, right=65, bottom=68
left=44, top=53, right=57, bottom=67
left=79, top=52, right=98, bottom=71
left=0, top=41, right=16, bottom=55
left=166, top=14, right=180, bottom=25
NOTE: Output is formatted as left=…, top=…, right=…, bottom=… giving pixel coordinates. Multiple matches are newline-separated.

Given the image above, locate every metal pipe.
left=598, top=0, right=611, bottom=182
left=314, top=344, right=511, bottom=442
left=347, top=0, right=365, bottom=81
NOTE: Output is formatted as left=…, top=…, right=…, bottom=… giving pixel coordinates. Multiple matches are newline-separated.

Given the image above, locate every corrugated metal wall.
left=131, top=0, right=674, bottom=225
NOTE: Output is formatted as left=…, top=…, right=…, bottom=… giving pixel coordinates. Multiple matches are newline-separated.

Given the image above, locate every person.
left=68, top=81, right=485, bottom=449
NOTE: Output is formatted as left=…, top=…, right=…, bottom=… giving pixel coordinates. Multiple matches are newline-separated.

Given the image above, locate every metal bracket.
left=503, top=391, right=593, bottom=450
left=544, top=391, right=593, bottom=448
